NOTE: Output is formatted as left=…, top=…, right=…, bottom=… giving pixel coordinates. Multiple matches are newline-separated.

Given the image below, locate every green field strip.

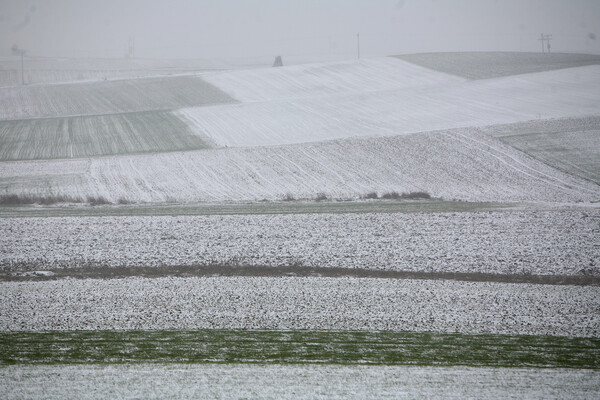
left=482, top=116, right=600, bottom=185
left=1, top=330, right=598, bottom=368
left=0, top=110, right=214, bottom=161
left=0, top=200, right=517, bottom=218
left=496, top=129, right=600, bottom=185
left=0, top=75, right=235, bottom=121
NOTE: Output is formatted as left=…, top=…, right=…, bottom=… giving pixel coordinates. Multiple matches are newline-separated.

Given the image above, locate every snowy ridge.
left=180, top=64, right=600, bottom=147
left=1, top=56, right=599, bottom=204
left=0, top=129, right=600, bottom=202
left=1, top=125, right=597, bottom=203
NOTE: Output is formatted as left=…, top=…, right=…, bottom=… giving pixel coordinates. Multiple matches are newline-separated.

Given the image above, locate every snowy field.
left=2, top=209, right=598, bottom=276
left=395, top=52, right=600, bottom=80
left=199, top=57, right=465, bottom=102
left=2, top=364, right=598, bottom=400
left=183, top=62, right=600, bottom=147
left=2, top=123, right=598, bottom=203
left=1, top=52, right=599, bottom=388
left=2, top=276, right=599, bottom=336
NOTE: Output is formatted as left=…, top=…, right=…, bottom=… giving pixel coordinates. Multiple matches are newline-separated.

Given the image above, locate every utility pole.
left=126, top=36, right=135, bottom=58
left=20, top=52, right=24, bottom=85
left=357, top=32, right=360, bottom=60
left=11, top=44, right=26, bottom=85
left=538, top=33, right=552, bottom=53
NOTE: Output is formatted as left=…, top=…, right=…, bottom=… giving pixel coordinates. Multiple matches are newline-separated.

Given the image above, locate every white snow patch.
left=180, top=65, right=600, bottom=147
left=1, top=364, right=598, bottom=400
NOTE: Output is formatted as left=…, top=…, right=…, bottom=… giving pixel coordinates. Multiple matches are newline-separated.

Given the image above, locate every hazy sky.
left=1, top=0, right=599, bottom=62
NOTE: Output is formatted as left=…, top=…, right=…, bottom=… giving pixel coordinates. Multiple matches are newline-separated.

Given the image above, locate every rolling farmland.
left=2, top=122, right=598, bottom=203
left=0, top=74, right=232, bottom=160
left=1, top=52, right=600, bottom=397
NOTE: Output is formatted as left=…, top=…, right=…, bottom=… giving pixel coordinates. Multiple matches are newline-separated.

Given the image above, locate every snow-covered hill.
left=1, top=53, right=598, bottom=204
left=181, top=63, right=600, bottom=147
left=2, top=123, right=598, bottom=204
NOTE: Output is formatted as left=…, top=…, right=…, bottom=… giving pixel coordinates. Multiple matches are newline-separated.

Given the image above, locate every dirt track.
left=2, top=264, right=598, bottom=286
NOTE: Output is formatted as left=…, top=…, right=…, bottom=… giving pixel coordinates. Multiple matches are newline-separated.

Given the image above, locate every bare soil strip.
left=2, top=264, right=598, bottom=286
left=0, top=200, right=515, bottom=218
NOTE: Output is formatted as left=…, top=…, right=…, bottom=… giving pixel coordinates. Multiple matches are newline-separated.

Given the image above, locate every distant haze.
left=1, top=0, right=599, bottom=63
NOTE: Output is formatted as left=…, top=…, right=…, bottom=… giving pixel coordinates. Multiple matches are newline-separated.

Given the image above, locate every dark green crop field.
left=2, top=330, right=598, bottom=369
